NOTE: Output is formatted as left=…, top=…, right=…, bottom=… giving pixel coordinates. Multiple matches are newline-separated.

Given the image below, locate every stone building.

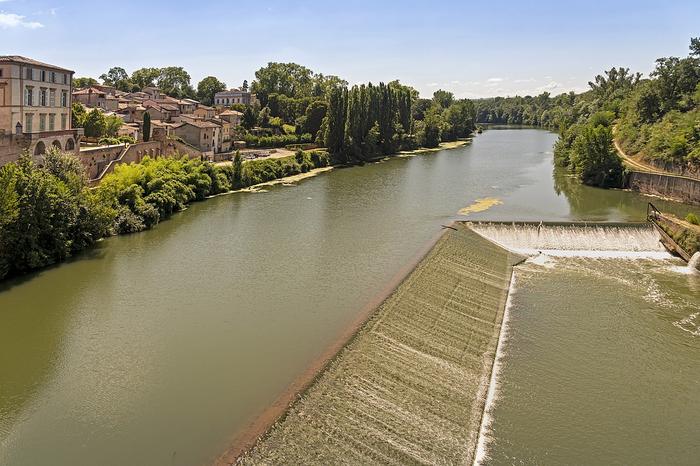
left=214, top=88, right=256, bottom=106
left=0, top=55, right=81, bottom=166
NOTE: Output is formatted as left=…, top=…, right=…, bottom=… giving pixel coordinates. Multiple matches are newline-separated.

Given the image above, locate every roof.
left=176, top=119, right=219, bottom=129
left=197, top=104, right=214, bottom=111
left=0, top=55, right=74, bottom=73
left=220, top=110, right=243, bottom=116
left=73, top=87, right=106, bottom=96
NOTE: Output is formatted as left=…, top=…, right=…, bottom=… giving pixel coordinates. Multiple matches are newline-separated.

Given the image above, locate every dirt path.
left=612, top=137, right=666, bottom=174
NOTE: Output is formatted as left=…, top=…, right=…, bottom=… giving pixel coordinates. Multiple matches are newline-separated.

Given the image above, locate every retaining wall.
left=626, top=171, right=700, bottom=206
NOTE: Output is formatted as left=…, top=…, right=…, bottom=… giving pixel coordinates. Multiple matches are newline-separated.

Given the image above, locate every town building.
left=0, top=55, right=81, bottom=166
left=214, top=88, right=255, bottom=106
left=218, top=109, right=243, bottom=126
left=73, top=87, right=119, bottom=111
left=193, top=104, right=216, bottom=119
left=172, top=119, right=218, bottom=153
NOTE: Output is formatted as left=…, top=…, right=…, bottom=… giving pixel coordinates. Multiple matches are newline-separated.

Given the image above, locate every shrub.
left=686, top=213, right=700, bottom=225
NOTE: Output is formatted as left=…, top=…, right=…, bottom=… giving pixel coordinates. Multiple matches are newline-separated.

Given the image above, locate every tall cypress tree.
left=142, top=112, right=151, bottom=142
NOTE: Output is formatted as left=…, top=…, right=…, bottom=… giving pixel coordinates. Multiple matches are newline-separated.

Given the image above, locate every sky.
left=1, top=0, right=699, bottom=98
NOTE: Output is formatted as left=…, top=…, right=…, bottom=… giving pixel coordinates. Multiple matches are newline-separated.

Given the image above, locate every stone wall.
left=644, top=158, right=700, bottom=180
left=78, top=144, right=126, bottom=179
left=626, top=171, right=700, bottom=205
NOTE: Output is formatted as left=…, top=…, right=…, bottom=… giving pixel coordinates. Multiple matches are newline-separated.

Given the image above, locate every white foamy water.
left=472, top=223, right=668, bottom=255
left=474, top=273, right=517, bottom=466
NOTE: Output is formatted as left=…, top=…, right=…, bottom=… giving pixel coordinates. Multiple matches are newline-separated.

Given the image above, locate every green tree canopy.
left=197, top=76, right=227, bottom=106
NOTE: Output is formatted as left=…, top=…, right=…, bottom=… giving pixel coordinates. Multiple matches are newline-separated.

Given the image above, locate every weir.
left=237, top=224, right=525, bottom=465
left=469, top=221, right=669, bottom=258
left=235, top=220, right=674, bottom=465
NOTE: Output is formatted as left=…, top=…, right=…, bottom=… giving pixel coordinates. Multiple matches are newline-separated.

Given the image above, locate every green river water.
left=1, top=128, right=698, bottom=465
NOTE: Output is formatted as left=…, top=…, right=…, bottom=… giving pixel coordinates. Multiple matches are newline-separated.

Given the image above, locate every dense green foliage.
left=323, top=83, right=476, bottom=162
left=71, top=106, right=123, bottom=140
left=197, top=76, right=227, bottom=106
left=554, top=113, right=624, bottom=188
left=0, top=148, right=331, bottom=280
left=480, top=38, right=700, bottom=182
left=0, top=151, right=113, bottom=280
left=242, top=133, right=313, bottom=148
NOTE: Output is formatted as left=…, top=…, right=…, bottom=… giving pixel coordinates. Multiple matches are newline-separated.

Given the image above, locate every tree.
left=142, top=112, right=151, bottom=142
left=197, top=76, right=227, bottom=106
left=232, top=151, right=243, bottom=188
left=258, top=107, right=271, bottom=127
left=71, top=103, right=86, bottom=128
left=302, top=100, right=327, bottom=138
left=324, top=85, right=348, bottom=157
left=443, top=99, right=476, bottom=140
left=420, top=107, right=443, bottom=148
left=104, top=115, right=123, bottom=138
left=570, top=124, right=623, bottom=187
left=433, top=89, right=455, bottom=109
left=100, top=67, right=133, bottom=92
left=73, top=77, right=98, bottom=88
left=157, top=67, right=194, bottom=98
left=251, top=62, right=314, bottom=105
left=83, top=109, right=106, bottom=138
left=242, top=106, right=256, bottom=129
left=130, top=67, right=161, bottom=90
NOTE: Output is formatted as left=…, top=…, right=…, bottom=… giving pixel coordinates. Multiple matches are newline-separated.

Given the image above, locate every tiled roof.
left=178, top=119, right=219, bottom=129
left=0, top=55, right=73, bottom=73
left=73, top=87, right=106, bottom=95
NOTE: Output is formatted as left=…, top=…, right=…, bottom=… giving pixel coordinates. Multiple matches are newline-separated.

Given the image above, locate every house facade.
left=73, top=87, right=119, bottom=111
left=0, top=55, right=81, bottom=166
left=214, top=88, right=255, bottom=106
left=172, top=119, right=218, bottom=152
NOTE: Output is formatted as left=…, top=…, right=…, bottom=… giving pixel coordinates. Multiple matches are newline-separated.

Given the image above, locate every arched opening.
left=52, top=140, right=62, bottom=151
left=65, top=138, right=75, bottom=151
left=34, top=141, right=46, bottom=156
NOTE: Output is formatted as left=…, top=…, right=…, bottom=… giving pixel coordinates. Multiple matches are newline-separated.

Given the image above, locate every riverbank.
left=233, top=224, right=524, bottom=464
left=398, top=139, right=470, bottom=156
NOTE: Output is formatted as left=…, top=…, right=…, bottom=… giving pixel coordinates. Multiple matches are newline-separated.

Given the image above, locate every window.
left=61, top=113, right=67, bottom=130
left=0, top=69, right=3, bottom=77
left=51, top=72, right=56, bottom=83
left=25, top=87, right=33, bottom=106
left=61, top=91, right=68, bottom=107
left=25, top=67, right=32, bottom=80
left=49, top=114, right=55, bottom=130
left=39, top=114, right=46, bottom=131
left=63, top=74, right=68, bottom=85
left=50, top=89, right=56, bottom=107
left=40, top=70, right=46, bottom=82
left=25, top=114, right=33, bottom=133
left=40, top=89, right=47, bottom=106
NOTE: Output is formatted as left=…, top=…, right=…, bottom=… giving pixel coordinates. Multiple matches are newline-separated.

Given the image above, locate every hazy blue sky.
left=2, top=0, right=698, bottom=98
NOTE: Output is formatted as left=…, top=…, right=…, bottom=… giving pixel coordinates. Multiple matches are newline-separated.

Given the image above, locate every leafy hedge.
left=243, top=133, right=313, bottom=148
left=0, top=149, right=330, bottom=281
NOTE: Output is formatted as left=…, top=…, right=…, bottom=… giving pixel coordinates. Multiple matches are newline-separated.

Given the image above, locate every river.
left=0, top=128, right=697, bottom=465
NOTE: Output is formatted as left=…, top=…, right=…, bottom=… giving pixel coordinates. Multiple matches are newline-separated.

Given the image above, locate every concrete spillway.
left=470, top=222, right=669, bottom=259
left=238, top=224, right=524, bottom=465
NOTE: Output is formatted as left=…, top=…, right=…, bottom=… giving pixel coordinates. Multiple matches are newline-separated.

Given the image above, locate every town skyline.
left=2, top=0, right=699, bottom=98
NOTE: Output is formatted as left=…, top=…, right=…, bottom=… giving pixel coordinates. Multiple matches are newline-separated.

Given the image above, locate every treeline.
left=553, top=111, right=624, bottom=188
left=481, top=38, right=700, bottom=187
left=0, top=149, right=329, bottom=281
left=324, top=83, right=476, bottom=162
left=616, top=39, right=700, bottom=166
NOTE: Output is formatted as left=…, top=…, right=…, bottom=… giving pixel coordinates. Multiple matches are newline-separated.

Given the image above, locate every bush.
left=686, top=213, right=700, bottom=225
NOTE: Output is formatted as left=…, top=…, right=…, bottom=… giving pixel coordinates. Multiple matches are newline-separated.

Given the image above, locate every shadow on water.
left=553, top=167, right=697, bottom=221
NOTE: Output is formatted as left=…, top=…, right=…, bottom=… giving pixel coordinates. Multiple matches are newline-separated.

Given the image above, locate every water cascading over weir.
left=232, top=224, right=525, bottom=465
left=228, top=221, right=671, bottom=465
